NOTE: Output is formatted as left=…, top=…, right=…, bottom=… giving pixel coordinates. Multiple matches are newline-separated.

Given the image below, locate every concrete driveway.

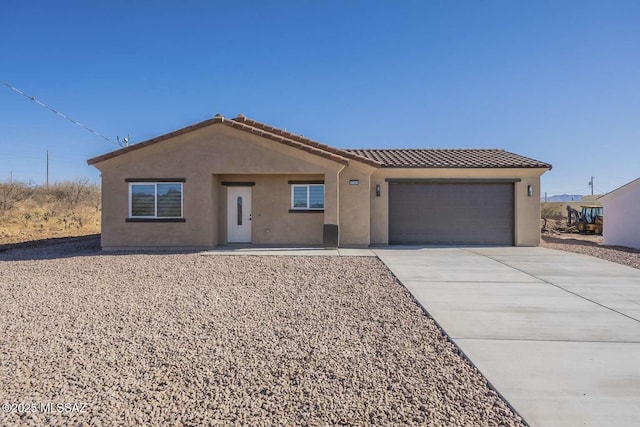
left=374, top=247, right=640, bottom=427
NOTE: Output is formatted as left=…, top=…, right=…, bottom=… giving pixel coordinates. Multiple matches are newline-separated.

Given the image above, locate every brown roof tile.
left=87, top=115, right=351, bottom=166
left=87, top=115, right=551, bottom=170
left=233, top=115, right=382, bottom=167
left=346, top=149, right=552, bottom=169
left=222, top=117, right=349, bottom=164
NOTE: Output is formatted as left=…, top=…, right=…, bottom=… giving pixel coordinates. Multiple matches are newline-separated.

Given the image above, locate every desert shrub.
left=541, top=205, right=557, bottom=231
left=50, top=179, right=100, bottom=210
left=0, top=178, right=101, bottom=244
left=0, top=181, right=34, bottom=216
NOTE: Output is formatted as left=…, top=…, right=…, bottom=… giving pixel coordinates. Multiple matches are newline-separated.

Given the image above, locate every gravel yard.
left=541, top=234, right=640, bottom=270
left=0, top=239, right=522, bottom=426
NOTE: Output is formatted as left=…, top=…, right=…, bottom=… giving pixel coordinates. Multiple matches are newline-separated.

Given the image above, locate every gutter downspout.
left=323, top=163, right=347, bottom=248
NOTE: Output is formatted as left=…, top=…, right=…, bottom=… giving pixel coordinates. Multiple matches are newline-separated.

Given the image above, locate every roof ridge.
left=233, top=115, right=382, bottom=167
left=88, top=114, right=350, bottom=166
left=88, top=116, right=224, bottom=165
left=221, top=118, right=350, bottom=164
left=87, top=115, right=551, bottom=170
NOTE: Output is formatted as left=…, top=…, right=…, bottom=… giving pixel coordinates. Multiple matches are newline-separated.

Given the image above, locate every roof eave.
left=87, top=115, right=352, bottom=167
left=87, top=116, right=224, bottom=165
left=233, top=115, right=382, bottom=168
left=599, top=177, right=640, bottom=201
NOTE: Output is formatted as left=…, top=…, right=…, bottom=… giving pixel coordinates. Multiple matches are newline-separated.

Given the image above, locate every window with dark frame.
left=129, top=182, right=183, bottom=218
left=291, top=184, right=324, bottom=210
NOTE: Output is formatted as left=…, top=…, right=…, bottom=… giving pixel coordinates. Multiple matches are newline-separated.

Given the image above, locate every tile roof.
left=87, top=116, right=221, bottom=165
left=345, top=149, right=552, bottom=169
left=232, top=115, right=382, bottom=167
left=87, top=114, right=551, bottom=170
left=223, top=116, right=351, bottom=164
left=87, top=115, right=352, bottom=166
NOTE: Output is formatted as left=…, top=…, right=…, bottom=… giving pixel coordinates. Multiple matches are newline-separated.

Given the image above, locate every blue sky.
left=1, top=1, right=638, bottom=196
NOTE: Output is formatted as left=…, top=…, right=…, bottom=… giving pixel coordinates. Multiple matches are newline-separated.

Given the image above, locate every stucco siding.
left=602, top=182, right=640, bottom=249
left=100, top=169, right=214, bottom=249
left=92, top=120, right=548, bottom=249
left=338, top=162, right=375, bottom=246
left=95, top=125, right=342, bottom=249
left=370, top=168, right=545, bottom=246
left=217, top=174, right=324, bottom=246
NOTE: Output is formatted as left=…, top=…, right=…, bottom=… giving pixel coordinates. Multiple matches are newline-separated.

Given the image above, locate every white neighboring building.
left=599, top=178, right=640, bottom=249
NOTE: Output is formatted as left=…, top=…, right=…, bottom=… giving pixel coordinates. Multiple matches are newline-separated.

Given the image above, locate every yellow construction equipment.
left=567, top=205, right=603, bottom=234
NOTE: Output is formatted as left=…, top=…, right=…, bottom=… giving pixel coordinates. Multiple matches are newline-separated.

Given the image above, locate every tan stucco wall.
left=514, top=175, right=543, bottom=246
left=99, top=169, right=215, bottom=249
left=94, top=124, right=343, bottom=249
left=337, top=162, right=376, bottom=246
left=93, top=122, right=548, bottom=248
left=369, top=168, right=546, bottom=247
left=217, top=174, right=324, bottom=245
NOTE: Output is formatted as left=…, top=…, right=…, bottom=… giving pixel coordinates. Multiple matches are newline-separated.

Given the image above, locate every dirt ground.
left=0, top=224, right=100, bottom=245
left=0, top=180, right=101, bottom=245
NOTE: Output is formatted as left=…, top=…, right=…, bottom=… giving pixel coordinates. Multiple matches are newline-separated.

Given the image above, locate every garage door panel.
left=389, top=183, right=514, bottom=245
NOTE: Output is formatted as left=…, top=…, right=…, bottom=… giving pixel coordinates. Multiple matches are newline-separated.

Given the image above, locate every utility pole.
left=588, top=176, right=594, bottom=196
left=544, top=191, right=547, bottom=202
left=46, top=150, right=49, bottom=190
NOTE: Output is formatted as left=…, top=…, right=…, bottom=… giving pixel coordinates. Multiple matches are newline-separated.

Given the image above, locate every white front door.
left=227, top=187, right=252, bottom=243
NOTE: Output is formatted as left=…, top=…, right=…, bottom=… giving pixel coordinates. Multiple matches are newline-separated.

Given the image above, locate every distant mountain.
left=545, top=194, right=583, bottom=202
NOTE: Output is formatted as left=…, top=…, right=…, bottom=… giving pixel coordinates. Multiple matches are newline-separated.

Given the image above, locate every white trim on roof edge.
left=599, top=178, right=640, bottom=201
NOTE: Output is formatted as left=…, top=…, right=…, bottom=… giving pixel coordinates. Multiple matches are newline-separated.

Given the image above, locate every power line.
left=0, top=79, right=121, bottom=147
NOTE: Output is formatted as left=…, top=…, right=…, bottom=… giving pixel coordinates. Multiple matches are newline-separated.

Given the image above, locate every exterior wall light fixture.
left=376, top=184, right=381, bottom=197
left=527, top=185, right=533, bottom=197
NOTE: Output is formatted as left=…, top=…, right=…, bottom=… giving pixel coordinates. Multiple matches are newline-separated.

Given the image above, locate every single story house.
left=87, top=114, right=551, bottom=250
left=599, top=178, right=640, bottom=250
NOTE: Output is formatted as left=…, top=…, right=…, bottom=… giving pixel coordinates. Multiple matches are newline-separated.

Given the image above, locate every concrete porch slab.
left=201, top=247, right=376, bottom=256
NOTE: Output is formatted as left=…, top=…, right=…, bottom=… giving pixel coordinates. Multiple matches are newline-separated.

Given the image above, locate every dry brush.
left=0, top=179, right=100, bottom=244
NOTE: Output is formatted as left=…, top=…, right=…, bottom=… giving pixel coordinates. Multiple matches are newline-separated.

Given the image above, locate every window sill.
left=126, top=218, right=186, bottom=222
left=288, top=209, right=324, bottom=213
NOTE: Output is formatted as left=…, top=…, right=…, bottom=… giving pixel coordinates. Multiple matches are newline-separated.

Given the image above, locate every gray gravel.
left=1, top=239, right=523, bottom=426
left=542, top=235, right=640, bottom=270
